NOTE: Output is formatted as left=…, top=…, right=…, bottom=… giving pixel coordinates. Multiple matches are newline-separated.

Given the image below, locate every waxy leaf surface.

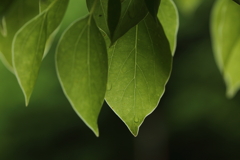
left=56, top=15, right=108, bottom=136
left=13, top=0, right=69, bottom=105
left=105, top=14, right=172, bottom=136
left=0, top=0, right=39, bottom=72
left=158, top=0, right=179, bottom=55
left=211, top=0, right=240, bottom=97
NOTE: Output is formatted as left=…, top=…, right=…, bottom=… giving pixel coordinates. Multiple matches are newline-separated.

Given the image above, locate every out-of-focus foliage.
left=211, top=0, right=240, bottom=97
left=158, top=0, right=179, bottom=54
left=233, top=0, right=240, bottom=5
left=173, top=0, right=203, bottom=15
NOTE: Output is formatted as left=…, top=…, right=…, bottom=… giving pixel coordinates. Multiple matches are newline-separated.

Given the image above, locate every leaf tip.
left=130, top=127, right=139, bottom=137
left=226, top=85, right=239, bottom=99
left=24, top=94, right=30, bottom=106
left=225, top=73, right=240, bottom=98
left=94, top=129, right=99, bottom=137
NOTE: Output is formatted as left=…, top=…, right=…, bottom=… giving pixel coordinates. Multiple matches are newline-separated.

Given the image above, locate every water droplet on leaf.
left=134, top=116, right=139, bottom=123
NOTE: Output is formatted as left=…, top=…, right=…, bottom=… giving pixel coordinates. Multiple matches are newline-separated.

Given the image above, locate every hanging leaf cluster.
left=1, top=0, right=240, bottom=137
left=0, top=0, right=180, bottom=136
left=56, top=0, right=178, bottom=136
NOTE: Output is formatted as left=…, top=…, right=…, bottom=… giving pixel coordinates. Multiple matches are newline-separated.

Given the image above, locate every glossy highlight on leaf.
left=56, top=15, right=108, bottom=136
left=158, top=0, right=179, bottom=55
left=211, top=0, right=240, bottom=97
left=105, top=14, right=172, bottom=136
left=12, top=0, right=69, bottom=105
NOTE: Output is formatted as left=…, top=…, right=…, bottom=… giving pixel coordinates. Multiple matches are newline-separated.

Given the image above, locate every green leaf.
left=158, top=0, right=179, bottom=55
left=40, top=0, right=62, bottom=58
left=39, top=0, right=55, bottom=12
left=86, top=0, right=110, bottom=37
left=211, top=0, right=240, bottom=97
left=105, top=14, right=172, bottom=136
left=145, top=0, right=161, bottom=18
left=110, top=0, right=149, bottom=43
left=0, top=0, right=39, bottom=72
left=12, top=0, right=69, bottom=105
left=56, top=15, right=108, bottom=137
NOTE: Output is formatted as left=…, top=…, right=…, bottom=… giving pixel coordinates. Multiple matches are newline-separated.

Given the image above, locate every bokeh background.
left=1, top=0, right=240, bottom=159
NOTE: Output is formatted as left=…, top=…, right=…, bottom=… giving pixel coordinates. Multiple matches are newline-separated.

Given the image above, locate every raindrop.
left=134, top=116, right=139, bottom=123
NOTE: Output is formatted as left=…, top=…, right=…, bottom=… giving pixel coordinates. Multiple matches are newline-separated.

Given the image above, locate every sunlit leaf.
left=211, top=0, right=240, bottom=97
left=12, top=0, right=69, bottom=105
left=0, top=0, right=39, bottom=72
left=105, top=14, right=172, bottom=136
left=158, top=0, right=179, bottom=55
left=56, top=15, right=108, bottom=136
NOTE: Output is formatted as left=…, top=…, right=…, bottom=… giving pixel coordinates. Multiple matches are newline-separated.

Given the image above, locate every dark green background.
left=1, top=0, right=240, bottom=159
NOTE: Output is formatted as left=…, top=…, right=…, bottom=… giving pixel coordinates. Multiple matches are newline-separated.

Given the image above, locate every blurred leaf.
left=39, top=0, right=55, bottom=12
left=233, top=0, right=240, bottom=5
left=0, top=0, right=14, bottom=14
left=211, top=0, right=240, bottom=97
left=174, top=0, right=202, bottom=15
left=0, top=0, right=39, bottom=72
left=12, top=0, right=69, bottom=105
left=105, top=14, right=172, bottom=136
left=56, top=15, right=108, bottom=136
left=158, top=0, right=179, bottom=55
